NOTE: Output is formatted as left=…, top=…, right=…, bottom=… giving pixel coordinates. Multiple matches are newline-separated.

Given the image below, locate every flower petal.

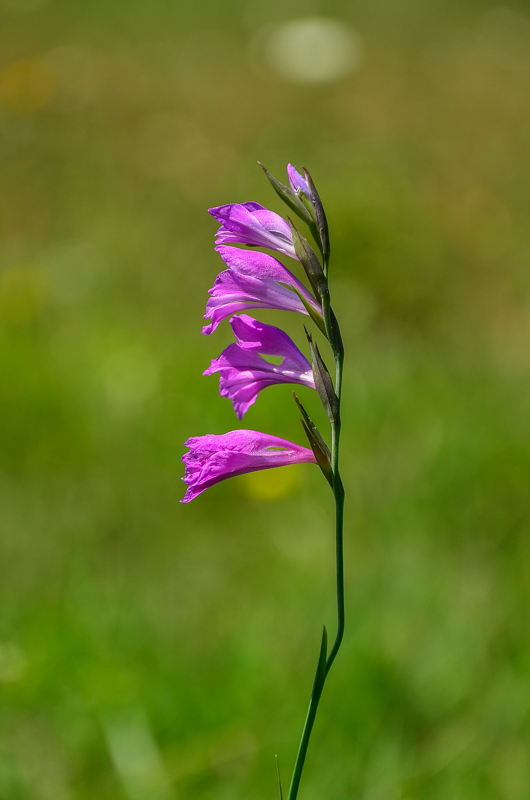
left=287, top=164, right=310, bottom=197
left=204, top=317, right=314, bottom=418
left=217, top=246, right=320, bottom=312
left=181, top=430, right=316, bottom=502
left=209, top=202, right=297, bottom=259
left=202, top=270, right=307, bottom=334
left=230, top=314, right=310, bottom=367
left=202, top=248, right=321, bottom=335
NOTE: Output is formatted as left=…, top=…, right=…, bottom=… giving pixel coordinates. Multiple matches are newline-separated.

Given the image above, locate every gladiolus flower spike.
left=182, top=164, right=345, bottom=800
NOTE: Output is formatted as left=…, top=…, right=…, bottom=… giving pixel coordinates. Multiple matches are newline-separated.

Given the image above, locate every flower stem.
left=286, top=337, right=344, bottom=800
left=326, top=349, right=344, bottom=674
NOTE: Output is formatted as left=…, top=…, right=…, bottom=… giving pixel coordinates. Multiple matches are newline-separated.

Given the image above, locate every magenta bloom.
left=287, top=164, right=310, bottom=197
left=181, top=430, right=316, bottom=502
left=209, top=201, right=296, bottom=260
left=204, top=314, right=315, bottom=419
left=202, top=245, right=321, bottom=334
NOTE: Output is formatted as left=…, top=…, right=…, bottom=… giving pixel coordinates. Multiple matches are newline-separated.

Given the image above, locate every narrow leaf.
left=293, top=392, right=333, bottom=485
left=305, top=330, right=339, bottom=423
left=293, top=393, right=331, bottom=458
left=330, top=308, right=344, bottom=357
left=300, top=419, right=333, bottom=487
left=275, top=755, right=283, bottom=800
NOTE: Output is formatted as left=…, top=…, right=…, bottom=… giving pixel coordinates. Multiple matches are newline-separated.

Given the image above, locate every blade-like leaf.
left=305, top=330, right=339, bottom=423
left=293, top=392, right=333, bottom=485
left=276, top=755, right=283, bottom=800
left=330, top=308, right=344, bottom=357
left=293, top=392, right=331, bottom=458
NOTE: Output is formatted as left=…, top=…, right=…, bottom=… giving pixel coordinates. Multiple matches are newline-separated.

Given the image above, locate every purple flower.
left=209, top=201, right=296, bottom=259
left=181, top=429, right=316, bottom=502
left=202, top=245, right=322, bottom=334
left=204, top=314, right=315, bottom=419
left=287, top=164, right=310, bottom=197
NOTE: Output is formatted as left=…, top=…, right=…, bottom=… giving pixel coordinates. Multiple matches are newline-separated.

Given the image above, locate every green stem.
left=285, top=633, right=327, bottom=800
left=286, top=340, right=344, bottom=800
left=326, top=349, right=344, bottom=673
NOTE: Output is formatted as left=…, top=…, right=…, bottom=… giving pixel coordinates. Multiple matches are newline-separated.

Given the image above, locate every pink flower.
left=209, top=202, right=296, bottom=259
left=202, top=246, right=322, bottom=335
left=204, top=314, right=314, bottom=419
left=181, top=430, right=316, bottom=502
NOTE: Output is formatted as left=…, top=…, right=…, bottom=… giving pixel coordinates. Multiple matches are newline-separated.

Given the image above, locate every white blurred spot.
left=102, top=345, right=159, bottom=411
left=103, top=710, right=172, bottom=800
left=263, top=17, right=363, bottom=84
left=0, top=642, right=26, bottom=682
left=38, top=242, right=106, bottom=305
left=477, top=7, right=530, bottom=72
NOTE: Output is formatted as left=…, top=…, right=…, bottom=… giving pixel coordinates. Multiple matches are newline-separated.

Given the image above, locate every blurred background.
left=1, top=0, right=530, bottom=797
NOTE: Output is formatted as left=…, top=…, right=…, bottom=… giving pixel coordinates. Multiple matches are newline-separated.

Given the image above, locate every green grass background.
left=1, top=0, right=530, bottom=797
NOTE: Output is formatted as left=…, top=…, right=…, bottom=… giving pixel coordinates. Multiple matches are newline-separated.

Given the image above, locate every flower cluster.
left=181, top=164, right=336, bottom=503
left=181, top=162, right=346, bottom=800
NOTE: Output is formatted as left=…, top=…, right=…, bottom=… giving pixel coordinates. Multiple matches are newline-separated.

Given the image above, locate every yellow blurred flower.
left=0, top=58, right=57, bottom=113
left=243, top=464, right=301, bottom=501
